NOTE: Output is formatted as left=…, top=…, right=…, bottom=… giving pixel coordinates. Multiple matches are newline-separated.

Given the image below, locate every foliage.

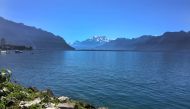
left=7, top=91, right=27, bottom=100
left=0, top=101, right=6, bottom=109
left=0, top=69, right=11, bottom=83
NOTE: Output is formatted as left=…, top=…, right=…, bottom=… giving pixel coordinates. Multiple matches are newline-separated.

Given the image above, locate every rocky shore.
left=0, top=69, right=107, bottom=109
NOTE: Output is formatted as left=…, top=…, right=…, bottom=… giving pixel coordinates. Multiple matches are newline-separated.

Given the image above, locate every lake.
left=1, top=51, right=190, bottom=109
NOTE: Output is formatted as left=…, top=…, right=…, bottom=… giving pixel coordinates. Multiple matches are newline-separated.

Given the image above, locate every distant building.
left=0, top=38, right=32, bottom=50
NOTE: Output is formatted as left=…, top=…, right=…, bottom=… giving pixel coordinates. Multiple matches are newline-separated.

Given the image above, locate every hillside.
left=0, top=17, right=74, bottom=50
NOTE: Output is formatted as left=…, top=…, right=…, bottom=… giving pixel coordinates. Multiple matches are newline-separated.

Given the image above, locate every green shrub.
left=0, top=102, right=5, bottom=109
left=0, top=69, right=12, bottom=83
left=26, top=92, right=40, bottom=101
left=41, top=94, right=51, bottom=103
left=7, top=91, right=27, bottom=100
left=4, top=82, right=14, bottom=92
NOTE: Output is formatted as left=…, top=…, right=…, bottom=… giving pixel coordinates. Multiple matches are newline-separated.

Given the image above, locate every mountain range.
left=1, top=17, right=190, bottom=52
left=96, top=31, right=190, bottom=52
left=0, top=17, right=74, bottom=50
left=72, top=31, right=190, bottom=52
left=72, top=36, right=110, bottom=49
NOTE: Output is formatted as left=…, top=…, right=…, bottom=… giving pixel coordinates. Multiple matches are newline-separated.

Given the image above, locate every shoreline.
left=0, top=69, right=106, bottom=109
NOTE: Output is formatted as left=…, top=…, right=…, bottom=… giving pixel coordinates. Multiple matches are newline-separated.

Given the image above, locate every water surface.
left=1, top=51, right=190, bottom=109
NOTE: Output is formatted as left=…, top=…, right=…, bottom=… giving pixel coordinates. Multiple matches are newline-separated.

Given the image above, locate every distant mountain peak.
left=88, top=36, right=110, bottom=43
left=72, top=36, right=110, bottom=49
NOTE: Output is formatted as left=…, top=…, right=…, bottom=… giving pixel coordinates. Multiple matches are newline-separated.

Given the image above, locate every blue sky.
left=0, top=0, right=190, bottom=43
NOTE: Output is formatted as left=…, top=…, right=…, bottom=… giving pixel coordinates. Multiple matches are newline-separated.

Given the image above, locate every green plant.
left=0, top=69, right=12, bottom=83
left=41, top=94, right=51, bottom=103
left=0, top=101, right=5, bottom=109
left=7, top=91, right=27, bottom=100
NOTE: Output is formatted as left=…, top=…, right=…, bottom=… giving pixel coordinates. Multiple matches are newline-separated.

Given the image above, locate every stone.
left=43, top=103, right=56, bottom=108
left=58, top=96, right=69, bottom=102
left=19, top=98, right=41, bottom=108
left=57, top=103, right=74, bottom=109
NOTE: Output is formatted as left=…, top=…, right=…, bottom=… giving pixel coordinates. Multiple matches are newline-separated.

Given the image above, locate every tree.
left=0, top=38, right=6, bottom=49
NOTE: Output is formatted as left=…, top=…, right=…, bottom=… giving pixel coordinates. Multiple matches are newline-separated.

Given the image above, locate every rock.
left=57, top=103, right=74, bottom=109
left=43, top=103, right=56, bottom=108
left=19, top=98, right=41, bottom=108
left=58, top=96, right=69, bottom=102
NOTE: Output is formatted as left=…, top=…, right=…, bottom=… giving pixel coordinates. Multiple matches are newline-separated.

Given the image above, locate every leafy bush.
left=7, top=91, right=27, bottom=100
left=0, top=69, right=12, bottom=83
left=0, top=102, right=5, bottom=109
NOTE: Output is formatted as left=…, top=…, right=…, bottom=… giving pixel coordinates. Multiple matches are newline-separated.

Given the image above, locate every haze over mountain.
left=72, top=36, right=110, bottom=49
left=0, top=17, right=74, bottom=50
left=96, top=31, right=190, bottom=52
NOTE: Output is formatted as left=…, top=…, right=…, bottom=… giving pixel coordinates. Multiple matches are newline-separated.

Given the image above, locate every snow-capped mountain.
left=89, top=36, right=110, bottom=43
left=72, top=36, right=110, bottom=49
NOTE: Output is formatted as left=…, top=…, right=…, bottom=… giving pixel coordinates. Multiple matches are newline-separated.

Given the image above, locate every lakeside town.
left=0, top=38, right=33, bottom=54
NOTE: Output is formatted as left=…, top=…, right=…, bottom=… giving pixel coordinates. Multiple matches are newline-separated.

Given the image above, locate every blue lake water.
left=1, top=51, right=190, bottom=109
